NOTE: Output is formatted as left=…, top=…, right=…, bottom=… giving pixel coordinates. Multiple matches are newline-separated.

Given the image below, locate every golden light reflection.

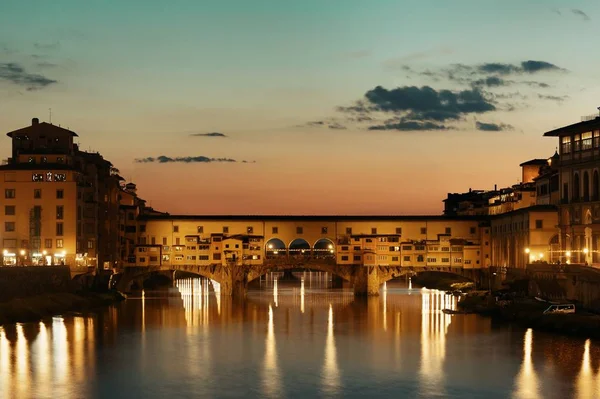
left=212, top=279, right=221, bottom=315
left=322, top=304, right=340, bottom=395
left=0, top=327, right=12, bottom=397
left=576, top=339, right=594, bottom=399
left=419, top=289, right=455, bottom=398
left=73, top=317, right=86, bottom=382
left=177, top=278, right=213, bottom=327
left=383, top=282, right=387, bottom=331
left=16, top=324, right=30, bottom=397
left=35, top=322, right=50, bottom=391
left=52, top=316, right=70, bottom=398
left=263, top=304, right=282, bottom=398
left=273, top=278, right=279, bottom=308
left=300, top=278, right=305, bottom=314
left=513, top=328, right=541, bottom=399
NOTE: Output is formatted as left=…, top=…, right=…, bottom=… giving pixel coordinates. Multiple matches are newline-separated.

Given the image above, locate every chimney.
left=494, top=184, right=497, bottom=191
left=32, top=118, right=39, bottom=126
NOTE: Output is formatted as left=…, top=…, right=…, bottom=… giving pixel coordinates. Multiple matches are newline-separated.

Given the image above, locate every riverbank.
left=458, top=291, right=600, bottom=339
left=0, top=291, right=126, bottom=326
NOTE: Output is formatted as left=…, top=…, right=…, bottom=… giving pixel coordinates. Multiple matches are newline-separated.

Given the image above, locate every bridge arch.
left=289, top=238, right=311, bottom=257
left=265, top=238, right=287, bottom=257
left=313, top=238, right=335, bottom=258
left=247, top=260, right=353, bottom=285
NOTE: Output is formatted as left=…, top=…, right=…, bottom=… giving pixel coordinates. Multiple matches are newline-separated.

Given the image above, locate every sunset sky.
left=1, top=0, right=599, bottom=215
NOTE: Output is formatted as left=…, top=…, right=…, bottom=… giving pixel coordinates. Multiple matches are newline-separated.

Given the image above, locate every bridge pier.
left=353, top=266, right=380, bottom=296
left=218, top=265, right=249, bottom=298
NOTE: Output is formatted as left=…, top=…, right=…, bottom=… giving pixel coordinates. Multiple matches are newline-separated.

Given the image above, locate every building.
left=134, top=215, right=489, bottom=270
left=0, top=118, right=151, bottom=269
left=543, top=112, right=600, bottom=265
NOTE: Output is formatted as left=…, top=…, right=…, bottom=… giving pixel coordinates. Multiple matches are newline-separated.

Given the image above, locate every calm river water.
left=0, top=273, right=598, bottom=399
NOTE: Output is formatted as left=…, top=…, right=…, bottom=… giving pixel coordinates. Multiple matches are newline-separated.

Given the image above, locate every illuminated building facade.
left=0, top=118, right=151, bottom=269
left=544, top=113, right=600, bottom=265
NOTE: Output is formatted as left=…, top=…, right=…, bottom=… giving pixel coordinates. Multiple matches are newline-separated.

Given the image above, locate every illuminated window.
left=56, top=239, right=64, bottom=248
left=32, top=173, right=44, bottom=182
left=5, top=189, right=15, bottom=199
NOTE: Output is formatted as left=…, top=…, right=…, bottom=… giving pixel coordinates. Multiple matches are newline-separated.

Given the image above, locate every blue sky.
left=1, top=1, right=599, bottom=214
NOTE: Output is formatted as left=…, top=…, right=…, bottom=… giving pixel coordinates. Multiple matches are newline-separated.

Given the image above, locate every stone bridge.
left=116, top=258, right=482, bottom=297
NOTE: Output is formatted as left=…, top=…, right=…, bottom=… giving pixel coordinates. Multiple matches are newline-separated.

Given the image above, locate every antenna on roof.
left=49, top=108, right=52, bottom=124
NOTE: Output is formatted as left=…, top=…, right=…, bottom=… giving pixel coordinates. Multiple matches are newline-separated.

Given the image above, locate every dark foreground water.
left=0, top=274, right=599, bottom=399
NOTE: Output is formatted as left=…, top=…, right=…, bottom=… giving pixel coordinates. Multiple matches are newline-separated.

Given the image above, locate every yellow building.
left=490, top=205, right=559, bottom=268
left=544, top=112, right=600, bottom=265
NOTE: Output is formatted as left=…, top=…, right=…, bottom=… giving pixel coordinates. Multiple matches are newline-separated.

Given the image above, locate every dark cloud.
left=520, top=60, right=563, bottom=73
left=135, top=156, right=238, bottom=164
left=306, top=121, right=325, bottom=126
left=0, top=62, right=57, bottom=90
left=190, top=132, right=227, bottom=137
left=538, top=94, right=568, bottom=102
left=471, top=76, right=508, bottom=87
left=301, top=120, right=347, bottom=130
left=475, top=121, right=514, bottom=132
left=341, top=85, right=495, bottom=121
left=368, top=120, right=450, bottom=131
left=475, top=61, right=563, bottom=75
left=571, top=9, right=590, bottom=21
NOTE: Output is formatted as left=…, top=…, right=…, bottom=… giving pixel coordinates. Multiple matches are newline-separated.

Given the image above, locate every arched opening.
left=573, top=173, right=580, bottom=200
left=583, top=171, right=590, bottom=201
left=549, top=234, right=559, bottom=263
left=289, top=238, right=311, bottom=257
left=313, top=238, right=335, bottom=259
left=265, top=238, right=286, bottom=258
left=593, top=170, right=599, bottom=201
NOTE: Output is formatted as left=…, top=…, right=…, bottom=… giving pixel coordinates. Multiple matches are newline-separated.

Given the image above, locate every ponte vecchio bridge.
left=118, top=215, right=489, bottom=296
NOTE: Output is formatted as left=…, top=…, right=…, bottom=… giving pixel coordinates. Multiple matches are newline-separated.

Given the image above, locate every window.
left=427, top=257, right=437, bottom=263
left=420, top=227, right=427, bottom=235
left=442, top=258, right=450, bottom=263
left=454, top=257, right=462, bottom=263
left=197, top=226, right=204, bottom=234
left=138, top=257, right=146, bottom=263
left=56, top=239, right=64, bottom=248
left=247, top=226, right=254, bottom=234
left=396, top=227, right=402, bottom=235
left=353, top=246, right=360, bottom=251
left=5, top=189, right=15, bottom=199
left=296, top=227, right=303, bottom=234
left=321, top=227, right=328, bottom=234
left=223, top=226, right=229, bottom=233
left=56, top=222, right=63, bottom=236
left=173, top=225, right=179, bottom=233
left=87, top=240, right=94, bottom=249
left=175, top=237, right=181, bottom=245
left=4, top=222, right=15, bottom=232
left=346, top=227, right=352, bottom=235
left=56, top=189, right=64, bottom=199
left=392, top=256, right=399, bottom=262
left=470, top=227, right=477, bottom=234
left=417, top=255, right=424, bottom=262
left=163, top=237, right=167, bottom=245
left=213, top=253, right=221, bottom=261
left=445, top=227, right=451, bottom=235
left=34, top=189, right=41, bottom=199
left=45, top=239, right=52, bottom=248
left=54, top=173, right=66, bottom=182
left=32, top=173, right=44, bottom=182
left=4, top=205, right=15, bottom=216
left=403, top=256, right=410, bottom=261
left=353, top=255, right=361, bottom=261
left=151, top=237, right=156, bottom=245
left=535, top=220, right=543, bottom=229
left=561, top=136, right=571, bottom=154
left=140, top=224, right=146, bottom=233
left=341, top=255, right=349, bottom=261
left=56, top=205, right=64, bottom=220
left=371, top=227, right=377, bottom=234
left=28, top=157, right=35, bottom=163
left=41, top=156, right=47, bottom=163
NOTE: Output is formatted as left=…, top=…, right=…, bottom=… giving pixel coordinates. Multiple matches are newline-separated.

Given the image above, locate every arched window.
left=593, top=170, right=599, bottom=201
left=584, top=171, right=590, bottom=201
left=573, top=173, right=580, bottom=200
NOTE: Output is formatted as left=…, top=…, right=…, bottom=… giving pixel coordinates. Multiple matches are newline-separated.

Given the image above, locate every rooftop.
left=543, top=117, right=600, bottom=137
left=6, top=119, right=79, bottom=138
left=519, top=159, right=548, bottom=167
left=139, top=214, right=487, bottom=222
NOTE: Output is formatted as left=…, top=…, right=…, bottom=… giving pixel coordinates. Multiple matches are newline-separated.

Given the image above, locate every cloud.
left=328, top=122, right=347, bottom=130
left=571, top=9, right=590, bottom=21
left=190, top=132, right=227, bottom=137
left=471, top=76, right=508, bottom=87
left=0, top=62, right=57, bottom=90
left=538, top=94, right=568, bottom=102
left=475, top=121, right=514, bottom=131
left=135, top=155, right=239, bottom=163
left=34, top=42, right=60, bottom=51
left=368, top=119, right=450, bottom=131
left=520, top=60, right=563, bottom=73
left=300, top=120, right=347, bottom=130
left=341, top=85, right=496, bottom=121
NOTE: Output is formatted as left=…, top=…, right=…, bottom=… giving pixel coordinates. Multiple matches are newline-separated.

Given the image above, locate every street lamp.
left=524, top=248, right=530, bottom=265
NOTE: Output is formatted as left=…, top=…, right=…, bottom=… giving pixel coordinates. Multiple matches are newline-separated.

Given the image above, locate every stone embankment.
left=457, top=291, right=600, bottom=339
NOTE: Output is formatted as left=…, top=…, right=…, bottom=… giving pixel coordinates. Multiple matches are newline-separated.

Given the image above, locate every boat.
left=543, top=303, right=576, bottom=315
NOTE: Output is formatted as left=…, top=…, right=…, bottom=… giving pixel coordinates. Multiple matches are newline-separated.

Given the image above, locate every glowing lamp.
left=566, top=251, right=571, bottom=257
left=19, top=249, right=25, bottom=256
left=584, top=248, right=589, bottom=254
left=524, top=248, right=530, bottom=254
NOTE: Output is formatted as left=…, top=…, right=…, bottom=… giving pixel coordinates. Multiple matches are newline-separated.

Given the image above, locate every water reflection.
left=0, top=275, right=598, bottom=398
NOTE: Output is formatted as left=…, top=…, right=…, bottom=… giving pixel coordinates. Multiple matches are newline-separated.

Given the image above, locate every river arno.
left=0, top=274, right=598, bottom=399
